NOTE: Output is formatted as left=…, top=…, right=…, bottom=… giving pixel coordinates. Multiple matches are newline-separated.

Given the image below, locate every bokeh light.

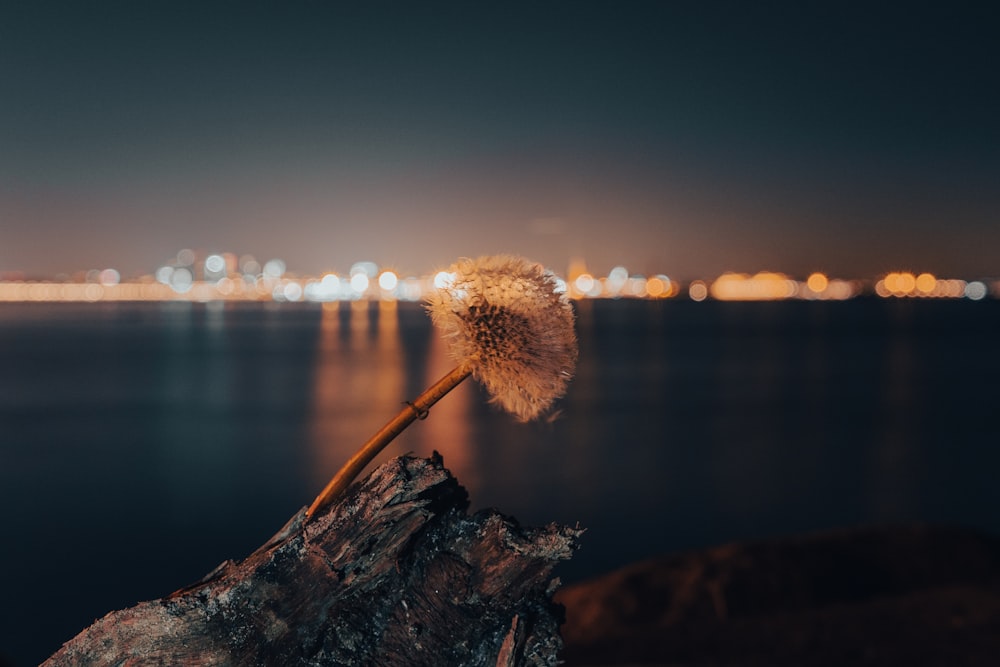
left=263, top=259, right=286, bottom=279
left=689, top=280, right=708, bottom=301
left=965, top=281, right=987, bottom=300
left=710, top=272, right=797, bottom=301
left=573, top=273, right=596, bottom=296
left=0, top=246, right=994, bottom=303
left=205, top=254, right=226, bottom=276
left=806, top=272, right=828, bottom=294
left=349, top=272, right=370, bottom=295
left=170, top=267, right=193, bottom=293
left=378, top=271, right=399, bottom=292
left=916, top=272, right=937, bottom=294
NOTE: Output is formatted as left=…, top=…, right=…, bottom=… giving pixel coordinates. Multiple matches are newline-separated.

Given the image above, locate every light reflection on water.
left=307, top=299, right=487, bottom=499
left=1, top=299, right=1000, bottom=666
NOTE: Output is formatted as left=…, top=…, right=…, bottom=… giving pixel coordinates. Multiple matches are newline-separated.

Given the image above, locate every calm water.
left=2, top=298, right=999, bottom=665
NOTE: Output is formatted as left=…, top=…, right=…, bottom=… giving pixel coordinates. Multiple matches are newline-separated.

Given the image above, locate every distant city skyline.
left=2, top=2, right=998, bottom=280
left=3, top=258, right=993, bottom=304
left=2, top=241, right=993, bottom=306
left=4, top=241, right=999, bottom=286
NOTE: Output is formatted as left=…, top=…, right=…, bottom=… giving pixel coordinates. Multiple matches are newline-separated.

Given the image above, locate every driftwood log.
left=45, top=453, right=581, bottom=666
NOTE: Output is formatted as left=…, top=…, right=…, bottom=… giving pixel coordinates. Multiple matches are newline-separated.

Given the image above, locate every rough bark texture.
left=44, top=453, right=581, bottom=666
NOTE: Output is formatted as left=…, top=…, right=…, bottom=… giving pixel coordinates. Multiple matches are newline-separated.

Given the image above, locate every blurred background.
left=3, top=296, right=1000, bottom=665
left=2, top=2, right=998, bottom=665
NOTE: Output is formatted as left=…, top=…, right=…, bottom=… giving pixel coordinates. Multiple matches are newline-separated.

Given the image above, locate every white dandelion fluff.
left=426, top=255, right=578, bottom=422
left=306, top=254, right=577, bottom=519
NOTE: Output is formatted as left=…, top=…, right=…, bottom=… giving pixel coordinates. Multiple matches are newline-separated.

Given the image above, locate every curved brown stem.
left=305, top=365, right=472, bottom=520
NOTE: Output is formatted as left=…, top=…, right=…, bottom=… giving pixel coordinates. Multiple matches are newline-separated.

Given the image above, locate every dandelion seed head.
left=426, top=255, right=578, bottom=422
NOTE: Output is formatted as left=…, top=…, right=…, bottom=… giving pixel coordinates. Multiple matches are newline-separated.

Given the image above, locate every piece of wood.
left=45, top=453, right=581, bottom=666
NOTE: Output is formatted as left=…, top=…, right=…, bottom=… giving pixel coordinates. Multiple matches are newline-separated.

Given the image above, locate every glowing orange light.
left=709, top=271, right=796, bottom=301
left=883, top=273, right=899, bottom=294
left=806, top=272, right=828, bottom=293
left=883, top=272, right=913, bottom=296
left=825, top=280, right=856, bottom=300
left=915, top=272, right=936, bottom=294
left=646, top=276, right=667, bottom=298
left=897, top=272, right=916, bottom=294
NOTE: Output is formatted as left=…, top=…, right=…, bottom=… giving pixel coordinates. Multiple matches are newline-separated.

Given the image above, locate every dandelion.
left=426, top=255, right=577, bottom=421
left=306, top=254, right=578, bottom=519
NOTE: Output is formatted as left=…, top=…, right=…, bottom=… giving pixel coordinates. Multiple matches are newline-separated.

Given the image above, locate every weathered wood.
left=45, top=453, right=581, bottom=666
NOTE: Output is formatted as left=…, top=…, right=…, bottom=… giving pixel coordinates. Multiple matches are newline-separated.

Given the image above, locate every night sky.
left=2, top=1, right=998, bottom=280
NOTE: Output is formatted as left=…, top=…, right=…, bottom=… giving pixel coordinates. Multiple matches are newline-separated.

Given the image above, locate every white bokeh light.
left=378, top=271, right=399, bottom=291
left=350, top=272, right=370, bottom=295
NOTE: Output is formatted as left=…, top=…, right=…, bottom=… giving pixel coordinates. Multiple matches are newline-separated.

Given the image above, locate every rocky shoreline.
left=557, top=524, right=1000, bottom=666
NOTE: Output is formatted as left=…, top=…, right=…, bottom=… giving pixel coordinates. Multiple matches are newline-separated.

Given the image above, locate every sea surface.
left=2, top=298, right=999, bottom=665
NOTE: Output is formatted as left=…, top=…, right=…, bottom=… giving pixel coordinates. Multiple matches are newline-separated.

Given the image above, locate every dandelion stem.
left=305, top=365, right=472, bottom=520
